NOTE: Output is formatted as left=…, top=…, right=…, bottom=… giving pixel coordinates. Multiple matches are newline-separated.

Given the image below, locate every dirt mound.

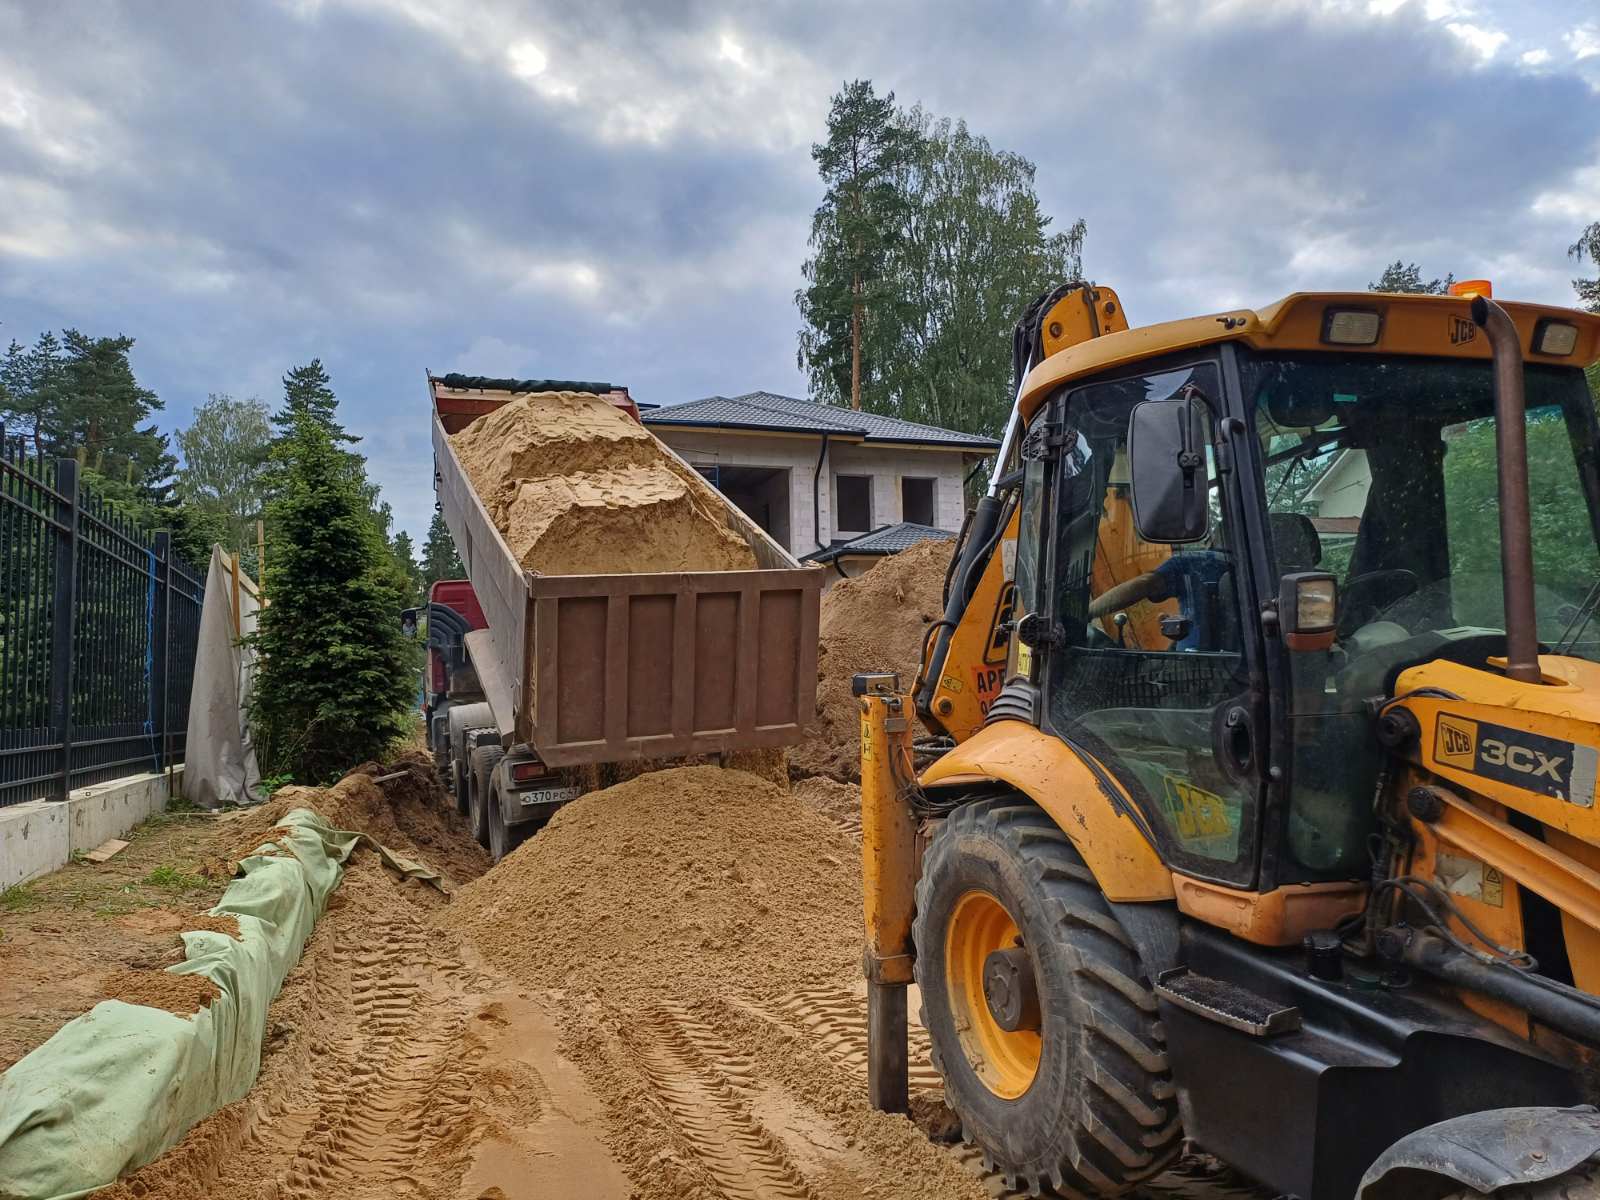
left=790, top=539, right=953, bottom=781
left=444, top=765, right=860, bottom=1003
left=218, top=753, right=490, bottom=890
left=100, top=967, right=219, bottom=1015
left=792, top=776, right=862, bottom=840
left=452, top=390, right=756, bottom=575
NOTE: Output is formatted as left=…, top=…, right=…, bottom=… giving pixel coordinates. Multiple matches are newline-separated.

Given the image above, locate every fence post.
left=50, top=459, right=79, bottom=803
left=152, top=532, right=171, bottom=772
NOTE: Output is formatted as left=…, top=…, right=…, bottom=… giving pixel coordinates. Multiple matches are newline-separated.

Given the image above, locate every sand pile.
left=790, top=538, right=953, bottom=780
left=452, top=390, right=757, bottom=575
left=221, top=754, right=490, bottom=890
left=444, top=765, right=860, bottom=1001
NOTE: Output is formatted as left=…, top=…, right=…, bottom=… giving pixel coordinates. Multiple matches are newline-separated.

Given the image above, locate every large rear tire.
left=469, top=745, right=503, bottom=850
left=913, top=796, right=1181, bottom=1196
left=486, top=779, right=530, bottom=862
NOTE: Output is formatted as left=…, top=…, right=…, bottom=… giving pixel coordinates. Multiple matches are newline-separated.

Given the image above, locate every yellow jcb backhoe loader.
left=858, top=282, right=1600, bottom=1199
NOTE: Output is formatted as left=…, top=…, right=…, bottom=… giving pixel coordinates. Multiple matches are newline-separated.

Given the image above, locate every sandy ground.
left=0, top=747, right=1271, bottom=1200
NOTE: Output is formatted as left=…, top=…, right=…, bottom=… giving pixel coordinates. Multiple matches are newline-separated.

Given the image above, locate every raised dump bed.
left=429, top=373, right=822, bottom=770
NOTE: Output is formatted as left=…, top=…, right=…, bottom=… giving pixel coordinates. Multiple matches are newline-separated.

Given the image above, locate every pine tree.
left=797, top=81, right=920, bottom=411
left=421, top=510, right=463, bottom=587
left=1571, top=224, right=1600, bottom=314
left=1369, top=261, right=1454, bottom=295
left=273, top=359, right=358, bottom=444
left=250, top=412, right=418, bottom=781
left=389, top=529, right=425, bottom=607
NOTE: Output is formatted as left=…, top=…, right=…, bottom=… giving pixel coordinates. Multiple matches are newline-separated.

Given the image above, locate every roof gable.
left=642, top=390, right=999, bottom=450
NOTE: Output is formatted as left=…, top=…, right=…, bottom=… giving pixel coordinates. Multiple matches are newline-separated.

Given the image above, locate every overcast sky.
left=3, top=0, right=1599, bottom=540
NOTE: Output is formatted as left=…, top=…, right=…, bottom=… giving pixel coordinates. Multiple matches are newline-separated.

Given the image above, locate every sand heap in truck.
left=452, top=390, right=757, bottom=575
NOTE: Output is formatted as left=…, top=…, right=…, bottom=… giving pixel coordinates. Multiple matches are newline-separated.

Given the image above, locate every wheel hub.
left=982, top=946, right=1041, bottom=1032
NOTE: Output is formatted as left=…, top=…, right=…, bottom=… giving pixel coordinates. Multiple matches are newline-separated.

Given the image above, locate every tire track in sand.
left=626, top=1006, right=819, bottom=1200
left=763, top=988, right=1276, bottom=1200
left=260, top=914, right=479, bottom=1199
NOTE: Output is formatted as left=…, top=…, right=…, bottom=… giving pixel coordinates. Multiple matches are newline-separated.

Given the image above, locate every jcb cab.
left=861, top=284, right=1600, bottom=1199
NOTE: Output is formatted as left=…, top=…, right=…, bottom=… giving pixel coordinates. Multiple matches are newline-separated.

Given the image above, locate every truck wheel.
left=913, top=797, right=1182, bottom=1196
left=452, top=754, right=471, bottom=816
left=469, top=745, right=503, bottom=850
left=486, top=780, right=529, bottom=862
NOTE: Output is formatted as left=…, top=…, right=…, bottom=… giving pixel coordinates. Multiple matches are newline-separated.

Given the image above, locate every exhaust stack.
left=1471, top=295, right=1542, bottom=684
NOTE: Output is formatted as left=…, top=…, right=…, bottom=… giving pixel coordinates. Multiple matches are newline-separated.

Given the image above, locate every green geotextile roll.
left=0, top=808, right=440, bottom=1200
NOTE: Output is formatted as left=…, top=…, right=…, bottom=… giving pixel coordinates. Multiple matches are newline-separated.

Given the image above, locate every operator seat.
left=1268, top=511, right=1322, bottom=574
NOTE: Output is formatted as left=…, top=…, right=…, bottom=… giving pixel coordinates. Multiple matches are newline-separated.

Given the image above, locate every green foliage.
left=389, top=528, right=425, bottom=608
left=1571, top=223, right=1600, bottom=314
left=176, top=393, right=273, bottom=571
left=797, top=84, right=1084, bottom=434
left=421, top=510, right=463, bottom=588
left=141, top=865, right=207, bottom=891
left=1368, top=261, right=1454, bottom=295
left=1439, top=412, right=1599, bottom=625
left=867, top=106, right=1084, bottom=437
left=0, top=882, right=41, bottom=913
left=2, top=329, right=179, bottom=505
left=250, top=378, right=418, bottom=782
left=273, top=359, right=357, bottom=445
left=796, top=80, right=920, bottom=411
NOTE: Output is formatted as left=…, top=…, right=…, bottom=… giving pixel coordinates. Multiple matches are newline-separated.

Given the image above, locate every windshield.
left=1240, top=350, right=1600, bottom=881
left=1242, top=352, right=1600, bottom=665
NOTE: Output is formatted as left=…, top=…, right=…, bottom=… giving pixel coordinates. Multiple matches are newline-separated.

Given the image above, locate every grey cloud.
left=2, top=0, right=1597, bottom=540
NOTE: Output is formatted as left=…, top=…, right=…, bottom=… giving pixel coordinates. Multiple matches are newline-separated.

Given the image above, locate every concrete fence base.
left=0, top=768, right=185, bottom=891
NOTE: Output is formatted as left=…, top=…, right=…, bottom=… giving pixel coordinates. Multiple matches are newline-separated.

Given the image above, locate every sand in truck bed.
left=451, top=390, right=757, bottom=575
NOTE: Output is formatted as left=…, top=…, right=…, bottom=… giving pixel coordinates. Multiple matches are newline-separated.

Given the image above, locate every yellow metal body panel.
left=919, top=720, right=1173, bottom=902
left=924, top=507, right=1019, bottom=740
left=1038, top=285, right=1130, bottom=358
left=1394, top=656, right=1600, bottom=844
left=860, top=691, right=917, bottom=986
left=1016, top=293, right=1600, bottom=425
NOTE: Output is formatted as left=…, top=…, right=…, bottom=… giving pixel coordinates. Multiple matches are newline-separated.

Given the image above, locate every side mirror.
left=400, top=607, right=420, bottom=639
left=1128, top=397, right=1210, bottom=543
left=1279, top=572, right=1337, bottom=651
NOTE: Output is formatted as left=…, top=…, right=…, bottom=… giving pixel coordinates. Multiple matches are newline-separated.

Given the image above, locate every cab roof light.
left=1449, top=279, right=1493, bottom=299
left=1321, top=308, right=1382, bottom=347
left=1533, top=318, right=1580, bottom=357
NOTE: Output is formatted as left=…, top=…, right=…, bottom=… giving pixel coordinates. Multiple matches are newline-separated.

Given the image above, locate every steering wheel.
left=1338, top=568, right=1419, bottom=636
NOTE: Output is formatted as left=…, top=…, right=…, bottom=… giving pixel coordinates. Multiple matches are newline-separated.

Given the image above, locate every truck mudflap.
left=1358, top=1106, right=1600, bottom=1199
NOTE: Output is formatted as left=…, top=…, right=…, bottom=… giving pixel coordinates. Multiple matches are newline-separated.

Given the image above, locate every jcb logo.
left=1437, top=711, right=1586, bottom=804
left=1449, top=316, right=1477, bottom=346
left=1435, top=715, right=1477, bottom=768
left=1479, top=738, right=1565, bottom=781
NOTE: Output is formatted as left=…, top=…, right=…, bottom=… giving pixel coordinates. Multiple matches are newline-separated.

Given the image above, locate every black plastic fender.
left=1358, top=1106, right=1600, bottom=1199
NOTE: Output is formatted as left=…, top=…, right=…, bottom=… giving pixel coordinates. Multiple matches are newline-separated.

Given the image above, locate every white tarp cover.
left=183, top=547, right=264, bottom=809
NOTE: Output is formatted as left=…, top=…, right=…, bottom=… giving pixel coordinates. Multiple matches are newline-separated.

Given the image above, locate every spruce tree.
left=421, top=510, right=463, bottom=587
left=274, top=359, right=358, bottom=444
left=251, top=411, right=417, bottom=780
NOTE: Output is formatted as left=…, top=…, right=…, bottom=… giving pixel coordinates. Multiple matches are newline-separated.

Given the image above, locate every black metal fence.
left=0, top=434, right=205, bottom=808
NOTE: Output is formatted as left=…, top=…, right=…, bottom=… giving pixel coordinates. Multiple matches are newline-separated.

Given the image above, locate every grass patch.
left=141, top=865, right=208, bottom=891
left=0, top=882, right=41, bottom=914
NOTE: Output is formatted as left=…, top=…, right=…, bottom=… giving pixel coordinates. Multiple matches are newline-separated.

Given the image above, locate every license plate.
left=519, top=784, right=581, bottom=808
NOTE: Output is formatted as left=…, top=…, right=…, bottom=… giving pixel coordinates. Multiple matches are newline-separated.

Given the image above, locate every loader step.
left=1155, top=967, right=1302, bottom=1037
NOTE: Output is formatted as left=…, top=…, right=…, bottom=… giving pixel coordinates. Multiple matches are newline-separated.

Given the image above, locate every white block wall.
left=651, top=427, right=976, bottom=555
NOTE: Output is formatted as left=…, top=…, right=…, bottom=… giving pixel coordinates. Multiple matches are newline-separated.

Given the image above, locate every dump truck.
left=429, top=372, right=822, bottom=859
left=858, top=283, right=1600, bottom=1198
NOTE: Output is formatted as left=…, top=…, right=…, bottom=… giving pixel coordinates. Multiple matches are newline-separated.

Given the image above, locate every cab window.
left=1042, top=362, right=1258, bottom=884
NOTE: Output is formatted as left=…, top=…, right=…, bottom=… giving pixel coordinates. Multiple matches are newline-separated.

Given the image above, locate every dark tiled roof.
left=804, top=522, right=958, bottom=564
left=642, top=390, right=999, bottom=450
